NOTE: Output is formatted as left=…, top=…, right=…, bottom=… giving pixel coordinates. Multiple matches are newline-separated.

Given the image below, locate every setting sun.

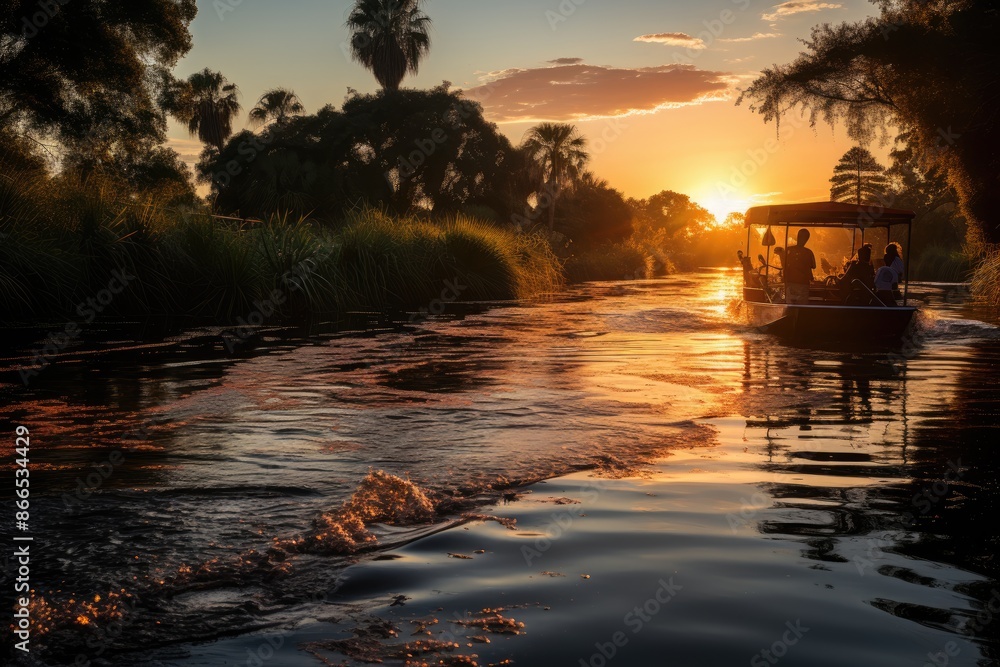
left=697, top=191, right=752, bottom=226
left=2, top=1, right=996, bottom=666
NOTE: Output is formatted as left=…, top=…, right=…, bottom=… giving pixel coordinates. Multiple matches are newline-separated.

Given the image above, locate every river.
left=2, top=270, right=998, bottom=666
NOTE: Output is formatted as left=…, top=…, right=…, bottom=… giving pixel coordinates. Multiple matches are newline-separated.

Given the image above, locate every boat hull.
left=744, top=301, right=916, bottom=342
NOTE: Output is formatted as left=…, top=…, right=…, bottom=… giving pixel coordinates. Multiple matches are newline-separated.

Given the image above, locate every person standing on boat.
left=784, top=229, right=816, bottom=304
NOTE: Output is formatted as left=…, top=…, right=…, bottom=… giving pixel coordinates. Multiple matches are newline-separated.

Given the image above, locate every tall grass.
left=908, top=245, right=972, bottom=283
left=0, top=169, right=562, bottom=326
left=971, top=248, right=1000, bottom=307
left=332, top=211, right=562, bottom=309
left=564, top=243, right=653, bottom=283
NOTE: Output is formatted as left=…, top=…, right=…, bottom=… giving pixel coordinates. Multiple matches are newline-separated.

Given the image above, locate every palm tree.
left=521, top=123, right=589, bottom=231
left=170, top=68, right=242, bottom=152
left=346, top=0, right=431, bottom=92
left=830, top=146, right=889, bottom=205
left=249, top=88, right=305, bottom=128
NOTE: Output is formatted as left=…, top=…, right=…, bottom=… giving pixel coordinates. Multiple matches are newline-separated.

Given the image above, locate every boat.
left=739, top=202, right=917, bottom=341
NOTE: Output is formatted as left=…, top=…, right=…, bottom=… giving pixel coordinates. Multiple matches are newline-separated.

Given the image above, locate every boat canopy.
left=744, top=202, right=916, bottom=229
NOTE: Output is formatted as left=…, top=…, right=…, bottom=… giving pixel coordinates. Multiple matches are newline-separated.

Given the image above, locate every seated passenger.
left=773, top=247, right=785, bottom=280
left=885, top=242, right=905, bottom=298
left=838, top=244, right=875, bottom=303
left=874, top=253, right=898, bottom=306
left=737, top=250, right=763, bottom=287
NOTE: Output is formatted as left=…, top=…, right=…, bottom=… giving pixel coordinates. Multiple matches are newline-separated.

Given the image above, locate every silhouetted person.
left=874, top=253, right=897, bottom=306
left=772, top=247, right=785, bottom=281
left=885, top=242, right=904, bottom=296
left=838, top=243, right=875, bottom=303
left=737, top=250, right=755, bottom=285
left=784, top=229, right=816, bottom=304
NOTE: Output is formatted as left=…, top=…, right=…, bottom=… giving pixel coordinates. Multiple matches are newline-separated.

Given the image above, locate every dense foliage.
left=738, top=0, right=1000, bottom=246
left=1, top=0, right=197, bottom=154
left=0, top=165, right=561, bottom=324
left=201, top=87, right=522, bottom=222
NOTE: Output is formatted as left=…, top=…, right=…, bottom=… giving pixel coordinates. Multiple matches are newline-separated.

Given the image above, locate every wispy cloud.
left=634, top=32, right=706, bottom=49
left=548, top=57, right=584, bottom=65
left=718, top=32, right=780, bottom=43
left=165, top=136, right=204, bottom=165
left=762, top=2, right=843, bottom=22
left=463, top=61, right=733, bottom=123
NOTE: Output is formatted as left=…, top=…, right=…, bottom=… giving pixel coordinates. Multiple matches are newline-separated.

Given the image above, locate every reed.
left=0, top=170, right=563, bottom=325
left=564, top=243, right=652, bottom=283
left=970, top=248, right=1000, bottom=307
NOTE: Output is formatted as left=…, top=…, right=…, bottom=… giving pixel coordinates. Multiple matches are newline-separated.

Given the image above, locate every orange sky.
left=168, top=0, right=895, bottom=221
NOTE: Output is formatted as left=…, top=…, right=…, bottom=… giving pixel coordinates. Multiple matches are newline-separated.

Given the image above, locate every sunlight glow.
left=698, top=192, right=752, bottom=227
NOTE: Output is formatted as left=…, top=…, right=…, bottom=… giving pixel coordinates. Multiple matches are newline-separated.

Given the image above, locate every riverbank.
left=0, top=172, right=565, bottom=325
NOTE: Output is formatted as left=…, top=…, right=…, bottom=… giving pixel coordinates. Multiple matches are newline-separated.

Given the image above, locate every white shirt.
left=875, top=266, right=896, bottom=291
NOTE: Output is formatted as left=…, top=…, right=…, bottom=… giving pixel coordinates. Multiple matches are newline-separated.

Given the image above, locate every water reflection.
left=2, top=274, right=999, bottom=666
left=740, top=330, right=1000, bottom=661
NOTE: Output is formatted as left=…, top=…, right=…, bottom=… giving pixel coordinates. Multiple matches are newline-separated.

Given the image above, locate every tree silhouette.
left=522, top=123, right=589, bottom=231
left=166, top=69, right=242, bottom=153
left=249, top=89, right=305, bottom=128
left=0, top=0, right=196, bottom=158
left=558, top=172, right=634, bottom=248
left=346, top=0, right=431, bottom=92
left=829, top=147, right=888, bottom=205
left=737, top=0, right=1000, bottom=244
left=200, top=88, right=521, bottom=221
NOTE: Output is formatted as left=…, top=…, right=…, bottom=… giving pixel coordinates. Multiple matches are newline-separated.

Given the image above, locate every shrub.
left=564, top=243, right=652, bottom=283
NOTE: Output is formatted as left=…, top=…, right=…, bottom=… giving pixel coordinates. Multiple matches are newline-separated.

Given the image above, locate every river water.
left=2, top=270, right=999, bottom=666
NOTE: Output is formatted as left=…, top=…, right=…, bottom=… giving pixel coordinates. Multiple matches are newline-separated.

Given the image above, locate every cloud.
left=548, top=57, right=585, bottom=65
left=165, top=136, right=204, bottom=164
left=463, top=62, right=733, bottom=123
left=634, top=32, right=707, bottom=49
left=762, top=2, right=843, bottom=21
left=725, top=56, right=754, bottom=64
left=718, top=32, right=780, bottom=43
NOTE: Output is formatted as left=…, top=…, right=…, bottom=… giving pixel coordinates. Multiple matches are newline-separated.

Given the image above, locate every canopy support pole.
left=904, top=222, right=912, bottom=306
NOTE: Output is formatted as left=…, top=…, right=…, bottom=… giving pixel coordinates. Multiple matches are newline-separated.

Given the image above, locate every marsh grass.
left=908, top=245, right=972, bottom=283
left=564, top=243, right=652, bottom=283
left=329, top=210, right=564, bottom=310
left=0, top=170, right=563, bottom=326
left=971, top=248, right=1000, bottom=307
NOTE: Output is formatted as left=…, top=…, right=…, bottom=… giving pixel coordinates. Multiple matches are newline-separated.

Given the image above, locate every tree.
left=628, top=190, right=717, bottom=269
left=201, top=88, right=521, bottom=221
left=165, top=68, right=242, bottom=152
left=829, top=147, right=888, bottom=205
left=629, top=190, right=713, bottom=239
left=70, top=144, right=195, bottom=199
left=0, top=0, right=197, bottom=154
left=886, top=132, right=969, bottom=280
left=521, top=123, right=589, bottom=231
left=249, top=89, right=305, bottom=128
left=346, top=0, right=431, bottom=92
left=737, top=0, right=1000, bottom=245
left=558, top=173, right=633, bottom=248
